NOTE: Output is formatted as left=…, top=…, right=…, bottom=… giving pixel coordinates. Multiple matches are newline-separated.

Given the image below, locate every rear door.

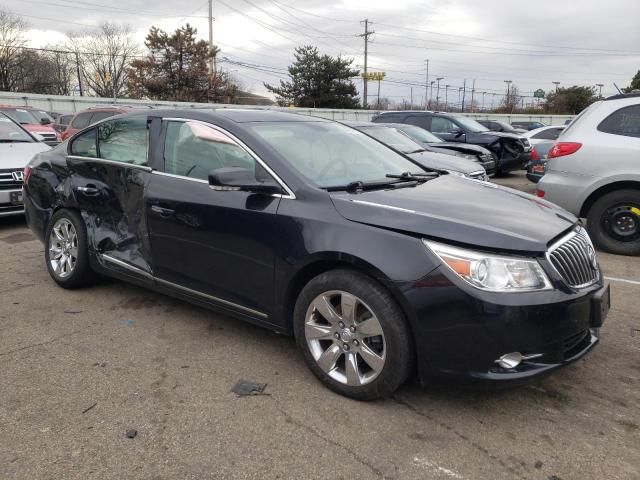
left=66, top=115, right=154, bottom=277
left=145, top=118, right=283, bottom=321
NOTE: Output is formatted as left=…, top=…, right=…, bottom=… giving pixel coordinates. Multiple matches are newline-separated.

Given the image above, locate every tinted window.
left=97, top=117, right=148, bottom=165
left=0, top=108, right=38, bottom=124
left=359, top=126, right=423, bottom=153
left=0, top=116, right=33, bottom=142
left=430, top=116, right=459, bottom=133
left=532, top=127, right=563, bottom=140
left=90, top=111, right=117, bottom=124
left=69, top=129, right=98, bottom=157
left=164, top=121, right=256, bottom=181
left=598, top=105, right=640, bottom=138
left=405, top=115, right=431, bottom=129
left=58, top=114, right=73, bottom=125
left=71, top=112, right=93, bottom=129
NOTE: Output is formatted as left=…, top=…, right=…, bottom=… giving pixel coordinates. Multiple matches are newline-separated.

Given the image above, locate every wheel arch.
left=281, top=253, right=417, bottom=339
left=580, top=181, right=640, bottom=217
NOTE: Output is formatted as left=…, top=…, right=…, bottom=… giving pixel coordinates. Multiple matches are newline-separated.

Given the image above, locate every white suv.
left=537, top=93, right=640, bottom=255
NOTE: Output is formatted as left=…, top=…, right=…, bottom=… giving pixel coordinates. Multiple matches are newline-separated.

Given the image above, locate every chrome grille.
left=0, top=169, right=22, bottom=190
left=547, top=228, right=599, bottom=288
left=468, top=170, right=487, bottom=181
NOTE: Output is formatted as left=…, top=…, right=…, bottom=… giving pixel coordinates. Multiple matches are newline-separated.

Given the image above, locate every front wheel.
left=586, top=189, right=640, bottom=256
left=294, top=269, right=413, bottom=400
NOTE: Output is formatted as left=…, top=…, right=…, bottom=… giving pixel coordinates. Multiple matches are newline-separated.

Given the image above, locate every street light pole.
left=481, top=92, right=486, bottom=112
left=504, top=80, right=513, bottom=113
left=552, top=81, right=560, bottom=92
left=596, top=83, right=604, bottom=97
left=445, top=85, right=450, bottom=111
left=424, top=59, right=429, bottom=110
left=429, top=81, right=435, bottom=109
left=435, top=77, right=444, bottom=109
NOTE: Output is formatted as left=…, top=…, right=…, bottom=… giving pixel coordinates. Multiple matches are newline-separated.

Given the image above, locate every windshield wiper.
left=0, top=139, right=31, bottom=143
left=386, top=171, right=439, bottom=181
left=407, top=148, right=428, bottom=154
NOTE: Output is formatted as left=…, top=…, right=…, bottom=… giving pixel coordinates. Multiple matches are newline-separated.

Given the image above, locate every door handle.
left=151, top=205, right=175, bottom=217
left=76, top=185, right=100, bottom=196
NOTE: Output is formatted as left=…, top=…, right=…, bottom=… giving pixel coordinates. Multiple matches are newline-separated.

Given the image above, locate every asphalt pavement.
left=1, top=171, right=638, bottom=480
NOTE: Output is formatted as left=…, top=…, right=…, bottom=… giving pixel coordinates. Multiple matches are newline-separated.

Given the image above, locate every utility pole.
left=410, top=86, right=414, bottom=107
left=360, top=19, right=374, bottom=108
left=596, top=83, right=604, bottom=97
left=461, top=79, right=467, bottom=112
left=491, top=93, right=496, bottom=110
left=435, top=77, right=443, bottom=109
left=470, top=79, right=476, bottom=112
left=74, top=51, right=83, bottom=96
left=445, top=85, right=450, bottom=111
left=424, top=59, right=429, bottom=110
left=209, top=0, right=215, bottom=75
left=481, top=92, right=486, bottom=112
left=429, top=81, right=435, bottom=108
left=504, top=79, right=512, bottom=112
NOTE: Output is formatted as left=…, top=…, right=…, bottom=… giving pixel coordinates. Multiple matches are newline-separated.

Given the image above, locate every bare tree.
left=0, top=9, right=28, bottom=91
left=67, top=23, right=139, bottom=98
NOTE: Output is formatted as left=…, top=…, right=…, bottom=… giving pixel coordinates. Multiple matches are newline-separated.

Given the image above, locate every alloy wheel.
left=304, top=290, right=386, bottom=387
left=49, top=218, right=78, bottom=278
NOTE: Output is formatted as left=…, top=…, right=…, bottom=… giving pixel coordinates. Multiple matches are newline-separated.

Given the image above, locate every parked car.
left=377, top=122, right=496, bottom=176
left=53, top=114, right=74, bottom=134
left=61, top=105, right=141, bottom=141
left=537, top=93, right=640, bottom=255
left=371, top=111, right=531, bottom=175
left=0, top=105, right=60, bottom=146
left=341, top=121, right=488, bottom=181
left=523, top=125, right=565, bottom=146
left=477, top=119, right=527, bottom=134
left=24, top=109, right=608, bottom=400
left=526, top=142, right=555, bottom=183
left=0, top=113, right=51, bottom=217
left=511, top=120, right=547, bottom=131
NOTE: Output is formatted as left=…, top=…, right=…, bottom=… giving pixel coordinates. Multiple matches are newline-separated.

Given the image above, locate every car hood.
left=426, top=142, right=490, bottom=155
left=408, top=150, right=480, bottom=174
left=21, top=124, right=56, bottom=133
left=0, top=142, right=51, bottom=169
left=330, top=175, right=577, bottom=253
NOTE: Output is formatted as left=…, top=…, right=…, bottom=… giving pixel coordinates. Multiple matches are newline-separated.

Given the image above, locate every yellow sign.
left=362, top=72, right=386, bottom=81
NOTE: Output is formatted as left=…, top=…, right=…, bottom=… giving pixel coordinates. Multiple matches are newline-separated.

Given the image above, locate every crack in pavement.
left=0, top=329, right=84, bottom=358
left=392, top=395, right=533, bottom=480
left=272, top=400, right=389, bottom=479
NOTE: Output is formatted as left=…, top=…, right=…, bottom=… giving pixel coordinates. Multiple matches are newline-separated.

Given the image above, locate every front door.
left=66, top=115, right=153, bottom=275
left=145, top=119, right=282, bottom=321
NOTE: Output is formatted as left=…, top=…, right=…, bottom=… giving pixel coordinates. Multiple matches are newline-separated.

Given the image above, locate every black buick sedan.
left=23, top=109, right=609, bottom=400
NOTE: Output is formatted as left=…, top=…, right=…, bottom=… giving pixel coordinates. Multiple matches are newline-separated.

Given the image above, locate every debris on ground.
left=122, top=319, right=135, bottom=327
left=231, top=380, right=268, bottom=397
left=81, top=403, right=97, bottom=414
left=126, top=429, right=137, bottom=439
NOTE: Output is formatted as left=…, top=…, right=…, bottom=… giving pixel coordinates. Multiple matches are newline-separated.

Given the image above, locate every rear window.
left=90, top=111, right=117, bottom=124
left=597, top=105, right=640, bottom=138
left=532, top=128, right=563, bottom=140
left=71, top=112, right=93, bottom=129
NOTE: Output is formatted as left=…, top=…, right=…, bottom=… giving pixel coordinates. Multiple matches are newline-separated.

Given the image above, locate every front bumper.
left=403, top=268, right=606, bottom=385
left=0, top=188, right=24, bottom=217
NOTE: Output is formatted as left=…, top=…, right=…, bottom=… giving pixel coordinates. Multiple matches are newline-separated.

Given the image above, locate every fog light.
left=495, top=352, right=543, bottom=369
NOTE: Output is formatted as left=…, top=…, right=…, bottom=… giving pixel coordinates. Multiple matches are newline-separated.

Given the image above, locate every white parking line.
left=604, top=276, right=640, bottom=286
left=413, top=456, right=466, bottom=479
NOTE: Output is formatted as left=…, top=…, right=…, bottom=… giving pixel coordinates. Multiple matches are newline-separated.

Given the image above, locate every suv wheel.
left=587, top=189, right=640, bottom=255
left=294, top=269, right=413, bottom=400
left=45, top=209, right=98, bottom=288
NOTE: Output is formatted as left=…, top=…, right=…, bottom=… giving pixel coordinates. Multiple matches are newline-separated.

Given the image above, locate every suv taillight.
left=23, top=166, right=32, bottom=185
left=530, top=147, right=540, bottom=161
left=548, top=142, right=582, bottom=159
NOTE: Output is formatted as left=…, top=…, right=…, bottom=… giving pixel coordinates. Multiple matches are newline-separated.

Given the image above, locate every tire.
left=586, top=189, right=640, bottom=256
left=45, top=209, right=98, bottom=288
left=293, top=269, right=413, bottom=400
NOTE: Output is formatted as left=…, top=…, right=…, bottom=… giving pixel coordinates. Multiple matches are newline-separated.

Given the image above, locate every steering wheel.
left=315, top=157, right=349, bottom=181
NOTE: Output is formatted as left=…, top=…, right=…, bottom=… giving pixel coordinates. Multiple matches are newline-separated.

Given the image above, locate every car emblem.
left=12, top=171, right=24, bottom=182
left=587, top=245, right=598, bottom=270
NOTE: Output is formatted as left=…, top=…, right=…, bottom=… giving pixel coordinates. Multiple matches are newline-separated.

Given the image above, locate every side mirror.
left=452, top=129, right=464, bottom=138
left=208, top=167, right=283, bottom=195
left=40, top=117, right=51, bottom=125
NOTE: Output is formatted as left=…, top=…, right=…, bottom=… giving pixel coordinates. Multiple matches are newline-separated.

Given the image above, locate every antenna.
left=613, top=83, right=623, bottom=94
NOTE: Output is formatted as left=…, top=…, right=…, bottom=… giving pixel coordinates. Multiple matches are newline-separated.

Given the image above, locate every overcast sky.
left=6, top=0, right=640, bottom=105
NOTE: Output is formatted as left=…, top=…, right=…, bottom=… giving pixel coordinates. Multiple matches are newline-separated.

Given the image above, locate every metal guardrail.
left=0, top=91, right=574, bottom=125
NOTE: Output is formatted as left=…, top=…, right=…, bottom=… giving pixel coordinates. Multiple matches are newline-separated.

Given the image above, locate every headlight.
left=423, top=240, right=552, bottom=292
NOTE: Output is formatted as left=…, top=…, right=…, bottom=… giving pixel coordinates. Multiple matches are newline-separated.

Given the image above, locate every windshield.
left=0, top=108, right=39, bottom=125
left=0, top=116, right=33, bottom=142
left=248, top=121, right=425, bottom=188
left=358, top=125, right=424, bottom=154
left=394, top=124, right=443, bottom=143
left=452, top=116, right=489, bottom=133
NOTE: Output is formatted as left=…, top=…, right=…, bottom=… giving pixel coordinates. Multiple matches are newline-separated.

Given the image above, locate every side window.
left=163, top=121, right=257, bottom=181
left=405, top=115, right=431, bottom=130
left=97, top=117, right=148, bottom=165
left=71, top=113, right=92, bottom=129
left=69, top=128, right=98, bottom=157
left=430, top=116, right=458, bottom=133
left=90, top=111, right=117, bottom=125
left=598, top=105, right=640, bottom=138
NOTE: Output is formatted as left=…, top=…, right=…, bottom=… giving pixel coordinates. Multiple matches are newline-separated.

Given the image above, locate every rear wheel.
left=586, top=189, right=640, bottom=256
left=294, top=269, right=413, bottom=400
left=45, top=209, right=98, bottom=288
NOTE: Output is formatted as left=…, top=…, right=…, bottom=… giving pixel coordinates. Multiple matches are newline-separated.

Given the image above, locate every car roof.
left=605, top=92, right=640, bottom=101
left=147, top=108, right=327, bottom=123
left=340, top=120, right=377, bottom=127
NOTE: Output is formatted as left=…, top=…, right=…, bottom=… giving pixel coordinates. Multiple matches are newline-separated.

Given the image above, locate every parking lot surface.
left=1, top=171, right=638, bottom=480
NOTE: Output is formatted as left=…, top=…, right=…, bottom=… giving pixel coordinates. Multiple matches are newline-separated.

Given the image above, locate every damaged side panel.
left=66, top=157, right=153, bottom=277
